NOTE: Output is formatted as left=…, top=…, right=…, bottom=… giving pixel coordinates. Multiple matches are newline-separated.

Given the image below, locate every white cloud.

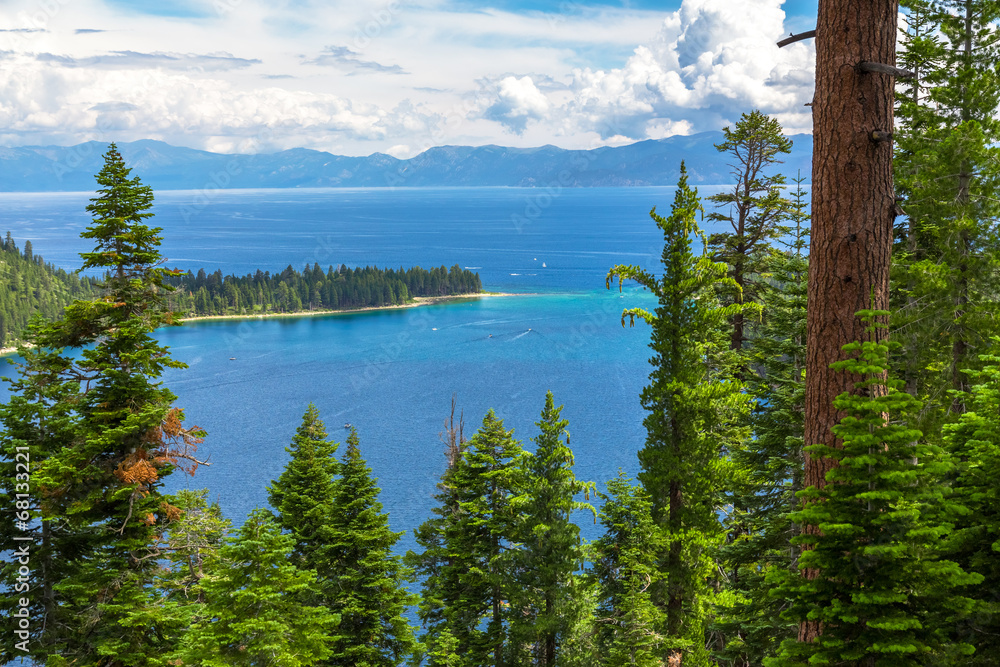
left=303, top=45, right=406, bottom=75
left=0, top=51, right=434, bottom=151
left=481, top=75, right=551, bottom=134
left=0, top=0, right=816, bottom=154
left=34, top=50, right=261, bottom=70
left=559, top=0, right=815, bottom=141
left=384, top=144, right=410, bottom=158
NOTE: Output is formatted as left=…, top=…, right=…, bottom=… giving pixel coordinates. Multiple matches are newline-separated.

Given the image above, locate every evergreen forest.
left=2, top=3, right=1000, bottom=666
left=0, top=236, right=100, bottom=347
left=163, top=263, right=482, bottom=317
left=0, top=236, right=481, bottom=345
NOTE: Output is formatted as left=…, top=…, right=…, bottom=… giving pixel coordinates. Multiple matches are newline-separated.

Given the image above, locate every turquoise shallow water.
left=156, top=290, right=653, bottom=547
left=0, top=186, right=713, bottom=545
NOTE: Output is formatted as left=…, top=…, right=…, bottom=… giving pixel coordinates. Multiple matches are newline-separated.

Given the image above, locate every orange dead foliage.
left=114, top=452, right=158, bottom=489
left=160, top=501, right=183, bottom=522
left=141, top=407, right=206, bottom=477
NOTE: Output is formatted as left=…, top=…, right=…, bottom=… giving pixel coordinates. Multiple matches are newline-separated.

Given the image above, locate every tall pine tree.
left=509, top=392, right=595, bottom=666
left=591, top=471, right=665, bottom=667
left=711, top=172, right=810, bottom=666
left=446, top=409, right=526, bottom=667
left=267, top=403, right=340, bottom=609
left=0, top=144, right=206, bottom=665
left=407, top=398, right=475, bottom=666
left=706, top=109, right=794, bottom=358
left=177, top=509, right=338, bottom=666
left=607, top=162, right=756, bottom=666
left=325, top=427, right=417, bottom=666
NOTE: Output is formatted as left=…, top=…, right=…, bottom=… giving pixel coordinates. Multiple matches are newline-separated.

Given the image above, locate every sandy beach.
left=172, top=291, right=525, bottom=323
left=0, top=292, right=529, bottom=356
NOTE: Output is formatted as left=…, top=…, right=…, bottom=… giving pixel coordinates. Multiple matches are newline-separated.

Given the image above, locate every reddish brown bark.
left=801, top=0, right=899, bottom=643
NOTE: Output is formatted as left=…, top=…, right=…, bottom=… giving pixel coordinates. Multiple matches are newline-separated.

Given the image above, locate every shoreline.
left=0, top=292, right=533, bottom=356
left=174, top=291, right=528, bottom=324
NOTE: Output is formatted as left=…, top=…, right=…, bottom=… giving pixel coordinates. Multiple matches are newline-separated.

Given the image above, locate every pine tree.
left=509, top=392, right=595, bottom=666
left=177, top=509, right=338, bottom=666
left=448, top=409, right=527, bottom=667
left=706, top=109, right=794, bottom=357
left=607, top=162, right=756, bottom=666
left=769, top=311, right=980, bottom=666
left=591, top=471, right=665, bottom=667
left=710, top=172, right=810, bottom=665
left=0, top=325, right=84, bottom=662
left=326, top=427, right=417, bottom=666
left=134, top=489, right=232, bottom=665
left=267, top=403, right=340, bottom=606
left=157, top=489, right=230, bottom=608
left=942, top=340, right=1000, bottom=663
left=893, top=0, right=1000, bottom=416
left=0, top=144, right=206, bottom=665
left=407, top=398, right=480, bottom=666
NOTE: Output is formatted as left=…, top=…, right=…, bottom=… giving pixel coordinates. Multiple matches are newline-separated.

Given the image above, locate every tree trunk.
left=544, top=596, right=555, bottom=667
left=951, top=0, right=973, bottom=413
left=802, top=0, right=899, bottom=644
left=666, top=411, right=683, bottom=664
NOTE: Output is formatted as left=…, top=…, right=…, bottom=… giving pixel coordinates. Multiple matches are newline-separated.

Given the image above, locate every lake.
left=0, top=186, right=737, bottom=546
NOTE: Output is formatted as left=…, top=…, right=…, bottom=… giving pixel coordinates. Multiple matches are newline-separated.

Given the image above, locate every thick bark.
left=802, top=0, right=899, bottom=643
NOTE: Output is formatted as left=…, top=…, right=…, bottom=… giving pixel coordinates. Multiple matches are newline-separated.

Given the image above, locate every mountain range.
left=0, top=132, right=812, bottom=192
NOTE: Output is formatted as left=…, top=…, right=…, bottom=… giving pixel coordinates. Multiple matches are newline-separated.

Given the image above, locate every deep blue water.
left=0, top=186, right=737, bottom=547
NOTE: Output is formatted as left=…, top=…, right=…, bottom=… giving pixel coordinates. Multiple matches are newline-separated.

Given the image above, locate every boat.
left=229, top=357, right=236, bottom=360
left=344, top=423, right=352, bottom=429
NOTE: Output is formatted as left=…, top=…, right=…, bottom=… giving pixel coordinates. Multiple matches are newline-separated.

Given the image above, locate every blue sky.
left=0, top=0, right=820, bottom=156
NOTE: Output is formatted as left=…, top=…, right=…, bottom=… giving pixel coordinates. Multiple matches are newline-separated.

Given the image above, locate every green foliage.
left=0, top=143, right=205, bottom=665
left=893, top=0, right=1000, bottom=417
left=0, top=232, right=99, bottom=346
left=451, top=410, right=527, bottom=666
left=508, top=392, right=595, bottom=666
left=410, top=408, right=527, bottom=667
left=591, top=471, right=665, bottom=667
left=0, top=325, right=82, bottom=662
left=608, top=162, right=756, bottom=665
left=157, top=489, right=230, bottom=608
left=177, top=509, right=338, bottom=667
left=769, top=311, right=980, bottom=666
left=325, top=427, right=417, bottom=666
left=710, top=172, right=809, bottom=665
left=268, top=403, right=340, bottom=591
left=163, top=262, right=482, bottom=316
left=943, top=340, right=1000, bottom=663
left=553, top=575, right=600, bottom=667
left=407, top=407, right=474, bottom=666
left=706, top=109, right=794, bottom=354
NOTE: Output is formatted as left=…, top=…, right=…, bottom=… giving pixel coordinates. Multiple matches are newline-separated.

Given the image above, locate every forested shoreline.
left=0, top=242, right=481, bottom=346
left=0, top=235, right=100, bottom=347
left=163, top=263, right=482, bottom=317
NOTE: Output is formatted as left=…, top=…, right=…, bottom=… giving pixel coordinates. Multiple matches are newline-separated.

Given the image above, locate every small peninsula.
left=163, top=263, right=483, bottom=318
left=0, top=235, right=485, bottom=350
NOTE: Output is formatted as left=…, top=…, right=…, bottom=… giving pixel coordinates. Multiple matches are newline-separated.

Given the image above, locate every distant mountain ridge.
left=0, top=133, right=812, bottom=192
